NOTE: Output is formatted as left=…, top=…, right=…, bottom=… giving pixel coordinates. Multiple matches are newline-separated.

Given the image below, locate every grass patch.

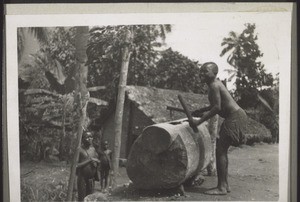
left=21, top=162, right=70, bottom=201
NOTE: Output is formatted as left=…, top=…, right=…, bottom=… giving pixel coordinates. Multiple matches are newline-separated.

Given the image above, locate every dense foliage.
left=220, top=23, right=274, bottom=108
left=154, top=48, right=207, bottom=93
left=221, top=24, right=279, bottom=142
left=18, top=27, right=80, bottom=161
left=86, top=25, right=171, bottom=102
left=86, top=25, right=206, bottom=104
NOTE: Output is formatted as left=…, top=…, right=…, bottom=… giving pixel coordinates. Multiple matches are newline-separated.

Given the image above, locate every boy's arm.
left=109, top=150, right=113, bottom=161
left=192, top=85, right=221, bottom=126
left=77, top=160, right=92, bottom=168
left=191, top=106, right=212, bottom=117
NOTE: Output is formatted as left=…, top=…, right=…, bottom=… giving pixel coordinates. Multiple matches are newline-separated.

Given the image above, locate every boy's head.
left=82, top=131, right=93, bottom=146
left=199, top=62, right=218, bottom=82
left=103, top=141, right=109, bottom=149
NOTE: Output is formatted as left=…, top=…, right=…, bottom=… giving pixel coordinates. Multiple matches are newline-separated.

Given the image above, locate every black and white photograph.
left=4, top=3, right=294, bottom=202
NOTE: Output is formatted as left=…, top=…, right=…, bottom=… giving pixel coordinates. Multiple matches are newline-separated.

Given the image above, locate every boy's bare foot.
left=177, top=184, right=185, bottom=196
left=192, top=174, right=205, bottom=186
left=204, top=187, right=227, bottom=195
left=226, top=185, right=231, bottom=193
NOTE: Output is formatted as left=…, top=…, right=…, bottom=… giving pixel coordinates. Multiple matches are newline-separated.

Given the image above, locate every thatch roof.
left=125, top=85, right=209, bottom=123
left=125, top=85, right=272, bottom=144
left=244, top=117, right=272, bottom=144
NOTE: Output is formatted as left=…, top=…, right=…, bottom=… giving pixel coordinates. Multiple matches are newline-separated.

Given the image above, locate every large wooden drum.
left=126, top=119, right=212, bottom=189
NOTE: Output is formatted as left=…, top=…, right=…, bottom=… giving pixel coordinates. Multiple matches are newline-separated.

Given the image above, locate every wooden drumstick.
left=178, top=94, right=198, bottom=133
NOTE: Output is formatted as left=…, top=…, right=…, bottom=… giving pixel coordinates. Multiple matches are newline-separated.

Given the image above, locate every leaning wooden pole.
left=112, top=27, right=132, bottom=188
left=59, top=97, right=67, bottom=160
left=66, top=26, right=89, bottom=201
left=66, top=94, right=86, bottom=201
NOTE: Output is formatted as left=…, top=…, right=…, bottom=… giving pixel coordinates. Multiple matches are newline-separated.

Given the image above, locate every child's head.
left=82, top=131, right=93, bottom=146
left=103, top=141, right=109, bottom=149
left=199, top=62, right=218, bottom=82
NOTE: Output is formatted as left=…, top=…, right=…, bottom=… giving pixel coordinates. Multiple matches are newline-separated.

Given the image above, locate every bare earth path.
left=108, top=143, right=279, bottom=201
left=20, top=143, right=278, bottom=201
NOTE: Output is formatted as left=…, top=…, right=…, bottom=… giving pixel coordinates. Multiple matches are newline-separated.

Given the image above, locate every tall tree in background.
left=87, top=25, right=171, bottom=187
left=220, top=23, right=273, bottom=108
left=87, top=25, right=171, bottom=103
left=154, top=48, right=207, bottom=94
left=220, top=23, right=278, bottom=143
left=66, top=26, right=90, bottom=201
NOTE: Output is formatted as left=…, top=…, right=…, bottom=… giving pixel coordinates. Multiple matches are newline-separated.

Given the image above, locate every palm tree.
left=17, top=27, right=49, bottom=62
left=219, top=30, right=244, bottom=79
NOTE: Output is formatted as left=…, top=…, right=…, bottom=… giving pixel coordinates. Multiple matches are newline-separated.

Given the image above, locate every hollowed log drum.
left=126, top=119, right=212, bottom=189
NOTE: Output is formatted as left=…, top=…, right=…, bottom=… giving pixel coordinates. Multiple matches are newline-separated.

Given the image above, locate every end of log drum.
left=126, top=119, right=212, bottom=189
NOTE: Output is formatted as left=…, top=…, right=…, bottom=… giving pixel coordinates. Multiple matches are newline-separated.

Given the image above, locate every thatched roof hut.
left=125, top=85, right=209, bottom=123
left=100, top=86, right=271, bottom=158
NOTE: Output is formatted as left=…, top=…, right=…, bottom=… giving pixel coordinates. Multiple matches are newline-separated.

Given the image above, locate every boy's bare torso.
left=208, top=79, right=240, bottom=119
left=79, top=146, right=98, bottom=178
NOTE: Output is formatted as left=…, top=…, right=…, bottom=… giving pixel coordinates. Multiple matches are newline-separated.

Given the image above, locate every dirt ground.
left=20, top=142, right=278, bottom=201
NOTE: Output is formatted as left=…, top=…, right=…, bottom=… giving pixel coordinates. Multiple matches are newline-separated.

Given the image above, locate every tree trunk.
left=66, top=26, right=89, bottom=201
left=112, top=27, right=133, bottom=188
left=126, top=119, right=212, bottom=189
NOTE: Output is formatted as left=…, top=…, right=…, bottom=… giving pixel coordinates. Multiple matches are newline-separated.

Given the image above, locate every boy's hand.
left=91, top=158, right=100, bottom=163
left=191, top=110, right=203, bottom=117
left=189, top=118, right=198, bottom=128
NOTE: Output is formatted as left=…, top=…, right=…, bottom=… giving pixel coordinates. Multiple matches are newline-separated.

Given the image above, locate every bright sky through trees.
left=165, top=12, right=290, bottom=89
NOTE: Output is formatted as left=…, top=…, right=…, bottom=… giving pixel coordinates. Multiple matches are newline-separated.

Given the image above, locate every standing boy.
left=76, top=131, right=100, bottom=201
left=189, top=62, right=248, bottom=195
left=100, top=141, right=112, bottom=192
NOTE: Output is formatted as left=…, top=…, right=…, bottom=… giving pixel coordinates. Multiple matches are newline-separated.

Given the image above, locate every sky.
left=163, top=12, right=291, bottom=89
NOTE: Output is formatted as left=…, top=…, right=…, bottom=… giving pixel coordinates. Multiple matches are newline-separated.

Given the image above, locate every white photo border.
left=5, top=3, right=293, bottom=202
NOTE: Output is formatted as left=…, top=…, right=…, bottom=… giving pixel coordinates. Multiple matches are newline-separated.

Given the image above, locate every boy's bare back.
left=208, top=79, right=240, bottom=119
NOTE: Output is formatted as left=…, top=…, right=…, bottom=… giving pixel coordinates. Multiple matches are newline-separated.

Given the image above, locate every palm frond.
left=257, top=94, right=274, bottom=113
left=160, top=25, right=166, bottom=42
left=159, top=25, right=171, bottom=43
left=229, top=31, right=237, bottom=38
left=220, top=44, right=234, bottom=57
left=28, top=27, right=49, bottom=44
left=227, top=55, right=237, bottom=67
left=228, top=73, right=236, bottom=82
left=224, top=68, right=238, bottom=73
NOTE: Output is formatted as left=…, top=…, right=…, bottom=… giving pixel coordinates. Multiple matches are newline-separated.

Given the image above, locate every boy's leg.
left=225, top=151, right=231, bottom=192
left=100, top=169, right=104, bottom=190
left=77, top=176, right=86, bottom=201
left=205, top=139, right=230, bottom=195
left=104, top=169, right=109, bottom=189
left=86, top=179, right=94, bottom=196
left=216, top=139, right=221, bottom=188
